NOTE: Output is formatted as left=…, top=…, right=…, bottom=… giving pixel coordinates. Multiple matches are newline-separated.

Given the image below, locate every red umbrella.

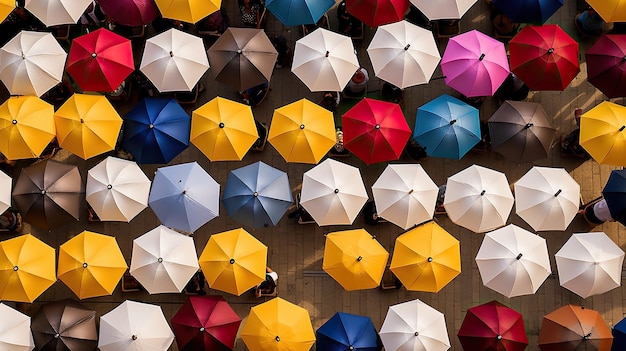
left=458, top=300, right=528, bottom=351
left=171, top=295, right=242, bottom=351
left=342, top=98, right=411, bottom=165
left=538, top=305, right=613, bottom=351
left=509, top=24, right=579, bottom=91
left=66, top=28, right=134, bottom=92
left=346, top=0, right=410, bottom=27
left=97, top=0, right=159, bottom=26
left=586, top=34, right=626, bottom=98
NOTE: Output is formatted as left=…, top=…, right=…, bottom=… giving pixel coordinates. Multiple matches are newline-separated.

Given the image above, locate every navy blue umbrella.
left=613, top=316, right=626, bottom=351
left=492, top=0, right=563, bottom=24
left=316, top=312, right=382, bottom=351
left=602, top=169, right=626, bottom=226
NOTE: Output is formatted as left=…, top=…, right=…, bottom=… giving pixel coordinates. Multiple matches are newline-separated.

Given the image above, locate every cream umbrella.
left=410, top=0, right=477, bottom=20
left=0, top=171, right=10, bottom=214
left=0, top=303, right=34, bottom=351
left=25, top=0, right=92, bottom=26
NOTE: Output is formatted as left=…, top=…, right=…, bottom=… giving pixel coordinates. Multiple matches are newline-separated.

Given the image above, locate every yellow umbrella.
left=0, top=96, right=55, bottom=160
left=54, top=93, right=123, bottom=160
left=268, top=98, right=336, bottom=164
left=580, top=101, right=626, bottom=167
left=0, top=0, right=14, bottom=23
left=587, top=0, right=626, bottom=22
left=57, top=231, right=128, bottom=299
left=154, top=0, right=220, bottom=23
left=241, top=297, right=316, bottom=351
left=0, top=234, right=56, bottom=303
left=190, top=97, right=258, bottom=161
left=198, top=228, right=267, bottom=296
left=323, top=229, right=389, bottom=291
left=390, top=221, right=461, bottom=292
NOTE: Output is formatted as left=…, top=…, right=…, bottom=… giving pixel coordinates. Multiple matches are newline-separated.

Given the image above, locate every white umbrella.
left=300, top=158, right=368, bottom=226
left=140, top=28, right=209, bottom=92
left=476, top=224, right=551, bottom=298
left=86, top=156, right=151, bottom=222
left=379, top=299, right=450, bottom=351
left=443, top=164, right=514, bottom=233
left=514, top=166, right=580, bottom=231
left=0, top=31, right=67, bottom=97
left=25, top=0, right=92, bottom=26
left=367, top=20, right=441, bottom=89
left=0, top=303, right=34, bottom=351
left=555, top=232, right=625, bottom=299
left=291, top=27, right=359, bottom=92
left=0, top=171, right=10, bottom=214
left=372, top=164, right=438, bottom=230
left=410, top=0, right=477, bottom=20
left=98, top=300, right=175, bottom=351
left=129, top=225, right=200, bottom=294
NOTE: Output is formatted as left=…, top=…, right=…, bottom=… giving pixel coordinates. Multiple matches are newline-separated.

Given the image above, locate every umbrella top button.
left=132, top=335, right=138, bottom=340
left=157, top=257, right=163, bottom=263
left=404, top=44, right=410, bottom=50
left=275, top=336, right=280, bottom=342
left=349, top=346, right=354, bottom=350
left=54, top=333, right=60, bottom=338
left=13, top=266, right=18, bottom=271
left=253, top=192, right=259, bottom=197
left=479, top=53, right=485, bottom=61
left=200, top=327, right=205, bottom=332
left=91, top=52, right=97, bottom=58
left=620, top=125, right=625, bottom=131
left=427, top=257, right=433, bottom=262
left=230, top=258, right=235, bottom=264
left=149, top=124, right=154, bottom=129
left=40, top=190, right=46, bottom=195
left=219, top=122, right=225, bottom=128
left=237, top=49, right=242, bottom=54
left=524, top=123, right=533, bottom=129
left=12, top=119, right=17, bottom=124
left=480, top=190, right=486, bottom=196
left=375, top=124, right=380, bottom=129
left=334, top=189, right=339, bottom=193
left=169, top=51, right=174, bottom=57
left=82, top=263, right=88, bottom=268
left=548, top=48, right=554, bottom=54
left=107, top=184, right=112, bottom=189
left=414, top=331, right=419, bottom=336
left=516, top=253, right=523, bottom=260
left=449, top=119, right=457, bottom=125
left=300, top=124, right=305, bottom=129
left=497, top=334, right=502, bottom=340
left=357, top=256, right=363, bottom=261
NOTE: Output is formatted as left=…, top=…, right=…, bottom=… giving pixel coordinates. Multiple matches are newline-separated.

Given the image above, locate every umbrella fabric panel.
left=316, top=312, right=382, bottom=351
left=409, top=0, right=477, bottom=20
left=154, top=0, right=220, bottom=23
left=0, top=303, right=34, bottom=351
left=25, top=0, right=92, bottom=26
left=587, top=0, right=626, bottom=22
left=98, top=0, right=159, bottom=26
left=0, top=96, right=55, bottom=160
left=585, top=34, right=626, bottom=98
left=266, top=0, right=335, bottom=26
left=492, top=0, right=563, bottom=23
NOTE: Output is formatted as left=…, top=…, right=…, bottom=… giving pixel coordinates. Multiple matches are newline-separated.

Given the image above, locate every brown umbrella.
left=538, top=305, right=613, bottom=351
left=31, top=299, right=98, bottom=351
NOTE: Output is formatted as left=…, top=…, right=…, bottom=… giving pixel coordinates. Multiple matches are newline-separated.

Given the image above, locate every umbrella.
left=488, top=100, right=556, bottom=163
left=555, top=231, right=625, bottom=299
left=586, top=34, right=626, bottom=99
left=154, top=0, right=219, bottom=23
left=268, top=98, right=336, bottom=164
left=0, top=303, right=34, bottom=351
left=292, top=28, right=360, bottom=92
left=190, top=97, right=258, bottom=162
left=171, top=295, right=242, bottom=351
left=440, top=29, right=509, bottom=97
left=379, top=299, right=450, bottom=351
left=413, top=94, right=481, bottom=160
left=458, top=301, right=528, bottom=351
left=0, top=171, right=10, bottom=213
left=140, top=28, right=209, bottom=93
left=345, top=0, right=409, bottom=27
left=389, top=221, right=461, bottom=292
left=579, top=101, right=626, bottom=167
left=97, top=0, right=159, bottom=26
left=240, top=297, right=316, bottom=351
left=492, top=0, right=563, bottom=24
left=509, top=24, right=579, bottom=91
left=444, top=164, right=515, bottom=233
left=300, top=158, right=369, bottom=226
left=538, top=305, right=613, bottom=351
left=208, top=27, right=278, bottom=92
left=367, top=20, right=441, bottom=89
left=129, top=225, right=200, bottom=294
left=316, top=312, right=382, bottom=351
left=409, top=0, right=476, bottom=20
left=54, top=93, right=123, bottom=160
left=198, top=228, right=267, bottom=296
left=514, top=166, right=580, bottom=231
left=0, top=96, right=55, bottom=160
left=266, top=0, right=334, bottom=26
left=0, top=0, right=14, bottom=23
left=587, top=0, right=626, bottom=22
left=25, top=0, right=92, bottom=26
left=342, top=98, right=412, bottom=165
left=66, top=28, right=134, bottom=93
left=86, top=156, right=151, bottom=222
left=148, top=162, right=219, bottom=233
left=475, top=224, right=551, bottom=297
left=613, top=317, right=626, bottom=351
left=31, top=299, right=97, bottom=351
left=121, top=97, right=191, bottom=164
left=57, top=231, right=128, bottom=299
left=0, top=234, right=56, bottom=303
left=602, top=169, right=626, bottom=226
left=0, top=31, right=67, bottom=97
left=12, top=159, right=82, bottom=230
left=99, top=300, right=175, bottom=351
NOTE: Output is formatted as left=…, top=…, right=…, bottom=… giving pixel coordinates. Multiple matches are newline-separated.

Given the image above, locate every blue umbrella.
left=413, top=94, right=481, bottom=160
left=148, top=162, right=220, bottom=233
left=316, top=312, right=382, bottom=351
left=222, top=161, right=293, bottom=228
left=613, top=317, right=626, bottom=351
left=492, top=0, right=563, bottom=24
left=266, top=0, right=335, bottom=26
left=602, top=169, right=626, bottom=226
left=122, top=97, right=190, bottom=164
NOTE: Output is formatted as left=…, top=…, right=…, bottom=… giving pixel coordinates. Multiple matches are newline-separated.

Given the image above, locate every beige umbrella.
left=25, top=0, right=92, bottom=26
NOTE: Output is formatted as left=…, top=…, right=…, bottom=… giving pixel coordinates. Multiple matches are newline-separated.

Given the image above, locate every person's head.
left=351, top=70, right=365, bottom=84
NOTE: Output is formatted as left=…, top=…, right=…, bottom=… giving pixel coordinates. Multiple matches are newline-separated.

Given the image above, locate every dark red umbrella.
left=458, top=300, right=528, bottom=351
left=346, top=0, right=409, bottom=27
left=97, top=0, right=159, bottom=26
left=586, top=34, right=626, bottom=98
left=509, top=24, right=579, bottom=91
left=171, top=295, right=242, bottom=351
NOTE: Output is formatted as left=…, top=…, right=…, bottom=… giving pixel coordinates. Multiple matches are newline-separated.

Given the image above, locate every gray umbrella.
left=31, top=299, right=98, bottom=351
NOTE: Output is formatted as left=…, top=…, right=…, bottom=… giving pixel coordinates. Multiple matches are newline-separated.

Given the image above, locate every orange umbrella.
left=538, top=305, right=613, bottom=351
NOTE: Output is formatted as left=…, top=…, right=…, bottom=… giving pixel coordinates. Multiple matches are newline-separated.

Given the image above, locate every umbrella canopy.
left=538, top=305, right=613, bottom=351
left=266, top=0, right=334, bottom=26
left=585, top=34, right=626, bottom=98
left=413, top=94, right=481, bottom=160
left=444, top=164, right=514, bottom=233
left=0, top=171, right=10, bottom=213
left=208, top=27, right=278, bottom=92
left=342, top=98, right=411, bottom=165
left=148, top=162, right=219, bottom=233
left=316, top=312, right=382, bottom=351
left=97, top=0, right=159, bottom=26
left=579, top=101, right=626, bottom=167
left=0, top=234, right=56, bottom=303
left=587, top=0, right=626, bottom=22
left=613, top=317, right=626, bottom=351
left=268, top=98, right=336, bottom=164
left=476, top=224, right=551, bottom=297
left=198, top=228, right=267, bottom=296
left=190, top=97, right=258, bottom=162
left=409, top=0, right=476, bottom=19
left=154, top=0, right=219, bottom=23
left=345, top=0, right=409, bottom=27
left=12, top=159, right=82, bottom=230
left=121, top=97, right=191, bottom=164
left=31, top=299, right=97, bottom=351
left=130, top=225, right=200, bottom=294
left=57, top=231, right=128, bottom=299
left=514, top=166, right=580, bottom=231
left=99, top=300, right=175, bottom=351
left=492, top=0, right=563, bottom=24
left=458, top=301, right=528, bottom=351
left=140, top=28, right=209, bottom=93
left=0, top=0, right=14, bottom=23
left=24, top=0, right=92, bottom=26
left=86, top=156, right=151, bottom=222
left=509, top=24, right=579, bottom=91
left=0, top=96, right=55, bottom=160
left=240, top=297, right=316, bottom=351
left=390, top=221, right=461, bottom=292
left=555, top=232, right=625, bottom=299
left=171, top=295, right=242, bottom=351
left=380, top=299, right=450, bottom=351
left=0, top=303, right=34, bottom=351
left=292, top=28, right=360, bottom=92
left=602, top=169, right=626, bottom=226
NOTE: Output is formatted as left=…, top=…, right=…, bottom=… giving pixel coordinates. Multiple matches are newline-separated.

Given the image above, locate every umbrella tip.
left=480, top=190, right=486, bottom=196
left=325, top=51, right=329, bottom=57
left=620, top=125, right=625, bottom=131
left=357, top=256, right=363, bottom=261
left=479, top=53, right=485, bottom=61
left=554, top=189, right=561, bottom=197
left=219, top=122, right=225, bottom=128
left=82, top=263, right=88, bottom=268
left=237, top=49, right=242, bottom=54
left=169, top=51, right=174, bottom=57
left=132, top=335, right=138, bottom=340
left=583, top=333, right=591, bottom=340
left=149, top=124, right=154, bottom=129
left=524, top=123, right=533, bottom=129
left=12, top=119, right=17, bottom=124
left=408, top=189, right=414, bottom=194
left=54, top=333, right=60, bottom=339
left=414, top=331, right=419, bottom=336
left=157, top=257, right=163, bottom=263
left=300, top=124, right=305, bottom=129
left=516, top=253, right=523, bottom=260
left=107, top=184, right=112, bottom=190
left=449, top=119, right=457, bottom=125
left=375, top=124, right=380, bottom=130
left=253, top=192, right=259, bottom=197
left=91, top=52, right=97, bottom=58
left=548, top=48, right=554, bottom=54
left=200, top=327, right=205, bottom=332
left=496, top=334, right=502, bottom=340
left=229, top=258, right=235, bottom=264
left=275, top=336, right=280, bottom=342
left=427, top=257, right=433, bottom=262
left=404, top=44, right=410, bottom=51
left=334, top=188, right=339, bottom=194
left=13, top=266, right=18, bottom=271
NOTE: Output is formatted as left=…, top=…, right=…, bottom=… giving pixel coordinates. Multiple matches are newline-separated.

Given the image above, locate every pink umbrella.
left=441, top=29, right=510, bottom=97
